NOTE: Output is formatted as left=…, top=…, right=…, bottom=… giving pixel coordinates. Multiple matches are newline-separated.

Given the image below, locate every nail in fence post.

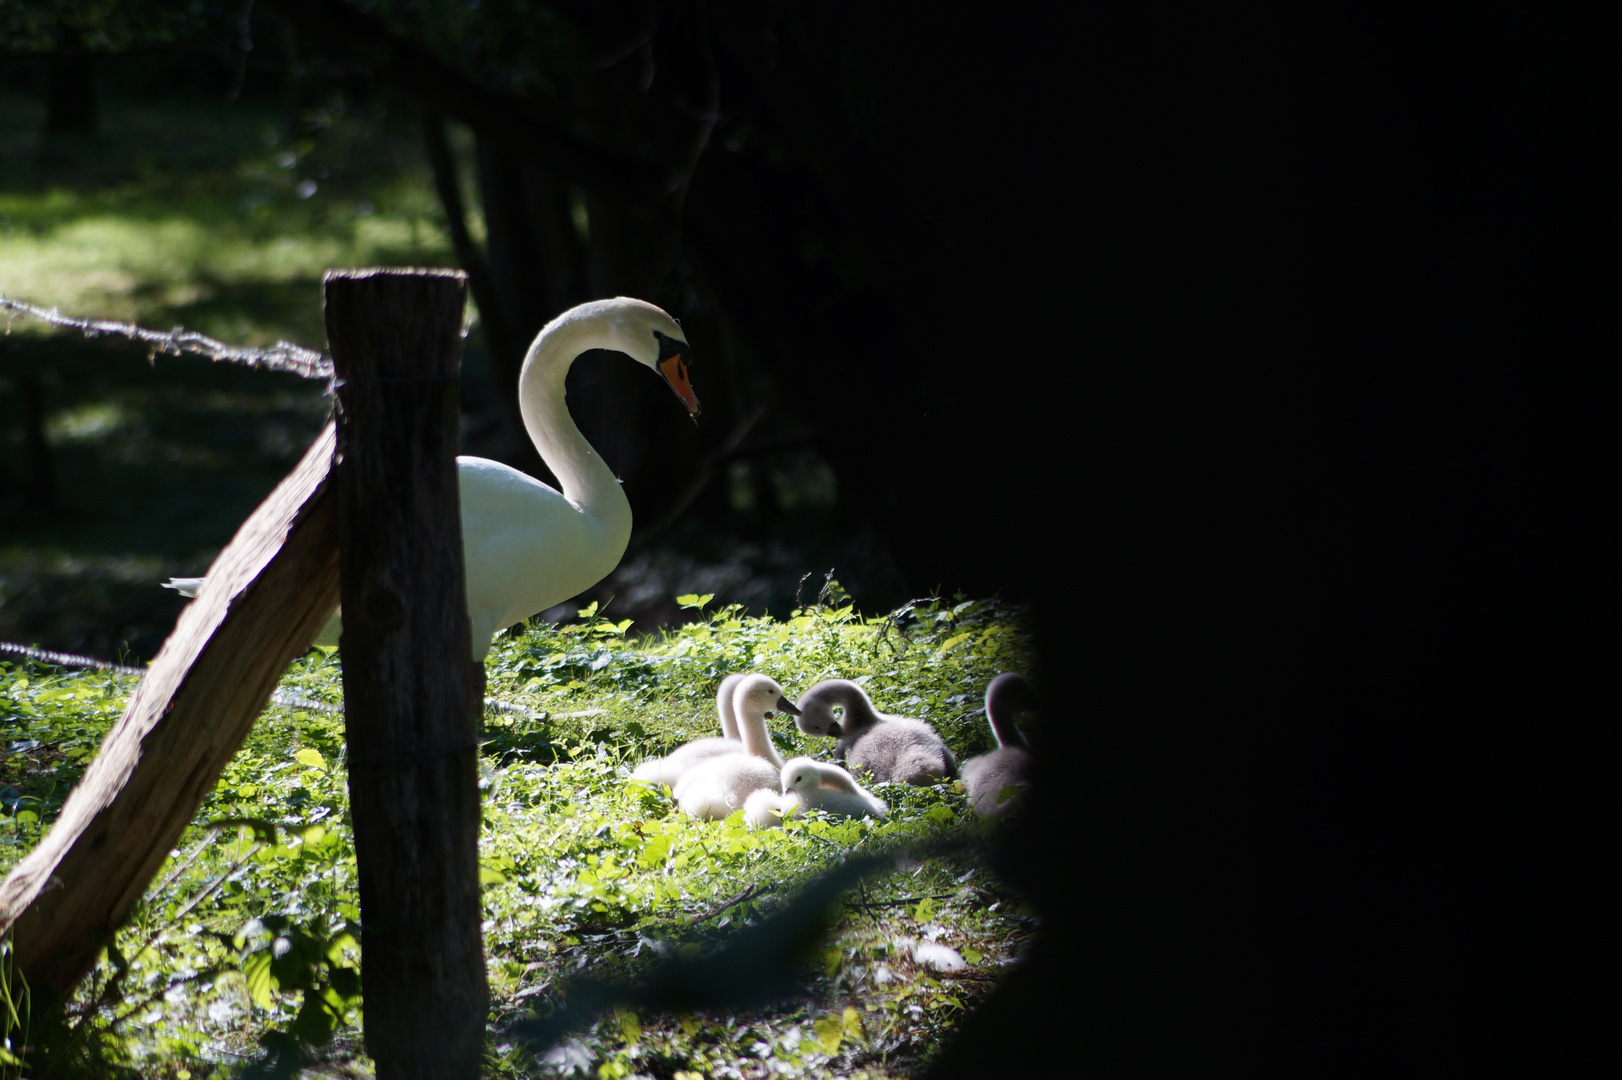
left=325, top=267, right=485, bottom=1079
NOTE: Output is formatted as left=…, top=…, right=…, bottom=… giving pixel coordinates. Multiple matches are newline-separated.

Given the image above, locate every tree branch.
left=260, top=0, right=663, bottom=208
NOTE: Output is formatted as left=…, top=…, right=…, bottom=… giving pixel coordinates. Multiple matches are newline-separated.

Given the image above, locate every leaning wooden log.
left=325, top=267, right=486, bottom=1080
left=0, top=421, right=341, bottom=1000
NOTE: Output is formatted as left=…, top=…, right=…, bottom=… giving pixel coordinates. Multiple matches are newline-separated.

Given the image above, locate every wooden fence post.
left=325, top=267, right=486, bottom=1079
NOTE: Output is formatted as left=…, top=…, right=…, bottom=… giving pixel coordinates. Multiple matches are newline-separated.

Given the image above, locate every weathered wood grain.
left=326, top=267, right=486, bottom=1080
left=0, top=422, right=341, bottom=998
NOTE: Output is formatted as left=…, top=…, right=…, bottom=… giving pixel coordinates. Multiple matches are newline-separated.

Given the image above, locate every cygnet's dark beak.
left=776, top=696, right=802, bottom=716
left=655, top=332, right=701, bottom=419
left=826, top=721, right=843, bottom=738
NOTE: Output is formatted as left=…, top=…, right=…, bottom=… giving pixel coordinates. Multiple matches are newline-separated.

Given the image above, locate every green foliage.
left=2, top=934, right=30, bottom=1078
left=0, top=1, right=225, bottom=54
left=1, top=591, right=1034, bottom=1075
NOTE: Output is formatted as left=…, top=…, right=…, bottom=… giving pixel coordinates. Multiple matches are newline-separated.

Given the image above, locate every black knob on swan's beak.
left=655, top=332, right=700, bottom=418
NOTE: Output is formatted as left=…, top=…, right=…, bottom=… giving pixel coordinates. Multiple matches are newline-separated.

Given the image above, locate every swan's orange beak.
left=658, top=354, right=701, bottom=419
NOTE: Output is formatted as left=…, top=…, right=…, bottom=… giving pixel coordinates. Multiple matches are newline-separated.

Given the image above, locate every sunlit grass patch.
left=0, top=91, right=454, bottom=344
left=2, top=593, right=1033, bottom=1075
left=0, top=209, right=444, bottom=344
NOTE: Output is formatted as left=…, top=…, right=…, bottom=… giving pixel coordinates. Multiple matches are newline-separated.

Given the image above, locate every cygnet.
left=631, top=672, right=753, bottom=788
left=781, top=756, right=888, bottom=819
left=714, top=671, right=745, bottom=740
left=672, top=674, right=800, bottom=820
left=960, top=672, right=1037, bottom=816
left=792, top=679, right=956, bottom=786
left=742, top=787, right=801, bottom=829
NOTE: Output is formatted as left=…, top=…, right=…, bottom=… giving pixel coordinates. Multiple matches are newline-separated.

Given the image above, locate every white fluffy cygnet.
left=792, top=679, right=956, bottom=785
left=960, top=672, right=1037, bottom=816
left=631, top=672, right=750, bottom=788
left=781, top=756, right=888, bottom=819
left=742, top=787, right=801, bottom=829
left=672, top=674, right=800, bottom=821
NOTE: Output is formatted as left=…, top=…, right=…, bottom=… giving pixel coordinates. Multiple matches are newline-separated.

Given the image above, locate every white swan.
left=672, top=674, right=799, bottom=820
left=631, top=672, right=747, bottom=788
left=781, top=756, right=888, bottom=819
left=167, top=297, right=700, bottom=661
left=792, top=679, right=956, bottom=786
left=455, top=298, right=698, bottom=658
left=960, top=672, right=1036, bottom=816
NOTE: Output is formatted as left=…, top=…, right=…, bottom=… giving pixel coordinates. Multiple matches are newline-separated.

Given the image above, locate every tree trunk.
left=44, top=26, right=96, bottom=138
left=275, top=12, right=303, bottom=135
left=326, top=268, right=487, bottom=1080
left=17, top=371, right=57, bottom=511
left=472, top=137, right=553, bottom=473
left=419, top=105, right=515, bottom=381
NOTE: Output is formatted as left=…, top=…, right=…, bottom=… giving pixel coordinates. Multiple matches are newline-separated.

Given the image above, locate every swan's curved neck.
left=989, top=710, right=1031, bottom=750
left=840, top=687, right=880, bottom=732
left=736, top=706, right=784, bottom=768
left=986, top=681, right=1034, bottom=750
left=518, top=318, right=631, bottom=532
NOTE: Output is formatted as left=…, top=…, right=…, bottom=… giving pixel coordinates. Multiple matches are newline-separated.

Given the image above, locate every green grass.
left=0, top=81, right=486, bottom=661
left=2, top=593, right=1036, bottom=1078
left=0, top=88, right=459, bottom=340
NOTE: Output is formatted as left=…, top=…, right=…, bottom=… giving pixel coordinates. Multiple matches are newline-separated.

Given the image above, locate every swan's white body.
left=671, top=674, right=796, bottom=820
left=631, top=673, right=747, bottom=788
left=781, top=756, right=888, bottom=819
left=165, top=297, right=698, bottom=662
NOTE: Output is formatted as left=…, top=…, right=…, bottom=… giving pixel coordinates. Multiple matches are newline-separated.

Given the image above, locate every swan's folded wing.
left=457, top=456, right=628, bottom=631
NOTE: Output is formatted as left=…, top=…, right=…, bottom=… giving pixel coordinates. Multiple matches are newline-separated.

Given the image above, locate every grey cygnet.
left=792, top=679, right=956, bottom=786
left=960, top=672, right=1036, bottom=815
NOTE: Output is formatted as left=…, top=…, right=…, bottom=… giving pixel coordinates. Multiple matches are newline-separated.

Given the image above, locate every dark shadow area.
left=0, top=3, right=1594, bottom=1074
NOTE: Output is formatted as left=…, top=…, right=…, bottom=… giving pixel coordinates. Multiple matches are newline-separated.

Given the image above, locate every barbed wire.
left=0, top=640, right=145, bottom=677
left=0, top=639, right=548, bottom=721
left=0, top=295, right=334, bottom=382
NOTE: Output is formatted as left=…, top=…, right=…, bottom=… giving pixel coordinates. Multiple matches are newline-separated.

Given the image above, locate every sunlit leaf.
left=615, top=1007, right=641, bottom=1043
left=813, top=1016, right=844, bottom=1054
left=243, top=952, right=274, bottom=1010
